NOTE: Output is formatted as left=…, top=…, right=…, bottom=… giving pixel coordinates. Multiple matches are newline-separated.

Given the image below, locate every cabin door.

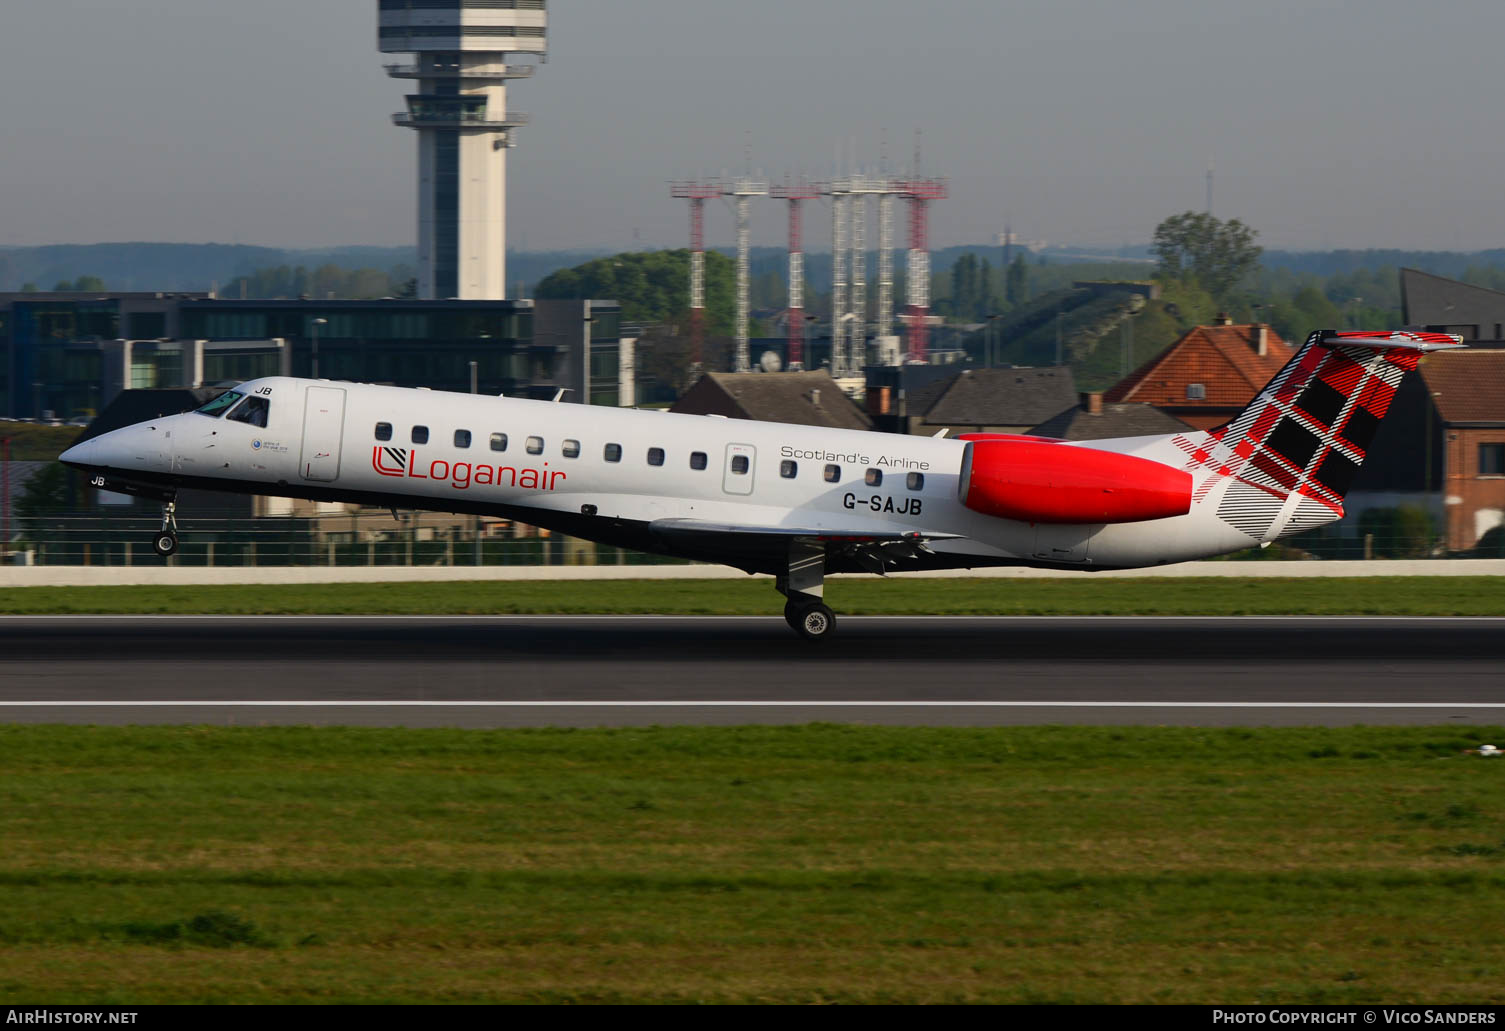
left=299, top=386, right=346, bottom=482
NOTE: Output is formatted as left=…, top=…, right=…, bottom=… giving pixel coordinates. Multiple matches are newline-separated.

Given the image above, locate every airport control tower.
left=379, top=0, right=547, bottom=300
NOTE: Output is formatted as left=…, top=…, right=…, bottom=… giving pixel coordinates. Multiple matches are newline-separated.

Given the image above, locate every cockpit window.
left=226, top=395, right=270, bottom=429
left=195, top=390, right=244, bottom=418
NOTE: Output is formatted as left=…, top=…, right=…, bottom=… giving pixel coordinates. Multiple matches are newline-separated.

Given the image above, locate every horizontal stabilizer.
left=1319, top=330, right=1464, bottom=352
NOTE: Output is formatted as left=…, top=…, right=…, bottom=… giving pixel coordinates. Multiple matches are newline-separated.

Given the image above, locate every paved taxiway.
left=0, top=615, right=1501, bottom=727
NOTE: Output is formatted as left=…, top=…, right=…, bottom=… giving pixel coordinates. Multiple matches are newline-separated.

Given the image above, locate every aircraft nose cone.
left=59, top=438, right=98, bottom=468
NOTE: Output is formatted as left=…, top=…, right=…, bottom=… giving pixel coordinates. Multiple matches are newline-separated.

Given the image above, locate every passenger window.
left=604, top=443, right=622, bottom=463
left=490, top=432, right=508, bottom=452
left=731, top=455, right=750, bottom=475
left=647, top=447, right=665, bottom=467
left=412, top=426, right=429, bottom=445
left=866, top=468, right=883, bottom=487
left=781, top=460, right=798, bottom=479
left=824, top=464, right=841, bottom=483
left=907, top=472, right=925, bottom=491
left=375, top=422, right=393, bottom=442
left=526, top=436, right=544, bottom=455
left=226, top=396, right=270, bottom=429
left=454, top=429, right=472, bottom=449
left=562, top=439, right=581, bottom=458
left=690, top=451, right=708, bottom=470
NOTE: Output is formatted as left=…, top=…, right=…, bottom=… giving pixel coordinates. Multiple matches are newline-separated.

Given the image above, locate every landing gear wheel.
left=791, top=602, right=836, bottom=642
left=783, top=601, right=803, bottom=631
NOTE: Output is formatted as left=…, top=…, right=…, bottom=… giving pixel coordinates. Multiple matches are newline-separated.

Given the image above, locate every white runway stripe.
left=1, top=701, right=1503, bottom=709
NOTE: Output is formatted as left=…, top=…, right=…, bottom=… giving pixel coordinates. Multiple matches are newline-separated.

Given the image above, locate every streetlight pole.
left=2, top=436, right=10, bottom=564
left=471, top=361, right=480, bottom=566
left=310, top=318, right=328, bottom=379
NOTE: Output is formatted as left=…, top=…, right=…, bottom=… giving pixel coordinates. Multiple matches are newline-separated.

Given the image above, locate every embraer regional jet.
left=61, top=329, right=1460, bottom=639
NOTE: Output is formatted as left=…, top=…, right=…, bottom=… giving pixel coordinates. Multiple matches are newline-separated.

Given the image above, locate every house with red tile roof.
left=1420, top=351, right=1505, bottom=549
left=1103, top=318, right=1293, bottom=430
left=1299, top=349, right=1505, bottom=552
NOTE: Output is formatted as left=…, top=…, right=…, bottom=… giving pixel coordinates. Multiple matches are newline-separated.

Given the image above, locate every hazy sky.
left=4, top=0, right=1505, bottom=253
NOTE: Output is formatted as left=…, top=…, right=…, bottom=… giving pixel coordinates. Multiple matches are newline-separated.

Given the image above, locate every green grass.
left=2, top=575, right=1505, bottom=616
left=2, top=725, right=1505, bottom=1003
left=0, top=425, right=81, bottom=461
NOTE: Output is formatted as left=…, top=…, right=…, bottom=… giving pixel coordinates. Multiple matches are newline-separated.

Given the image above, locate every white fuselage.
left=64, top=376, right=1260, bottom=572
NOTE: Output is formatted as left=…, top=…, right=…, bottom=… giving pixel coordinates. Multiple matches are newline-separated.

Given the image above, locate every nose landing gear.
left=152, top=500, right=179, bottom=558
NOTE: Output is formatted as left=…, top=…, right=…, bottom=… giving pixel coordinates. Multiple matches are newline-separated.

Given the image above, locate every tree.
left=51, top=276, right=106, bottom=292
left=1006, top=254, right=1029, bottom=306
left=635, top=325, right=731, bottom=398
left=1152, top=212, right=1262, bottom=300
left=535, top=250, right=735, bottom=334
left=14, top=463, right=71, bottom=523
left=1357, top=505, right=1435, bottom=558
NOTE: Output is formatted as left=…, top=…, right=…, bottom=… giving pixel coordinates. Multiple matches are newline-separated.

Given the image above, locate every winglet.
left=1319, top=330, right=1465, bottom=352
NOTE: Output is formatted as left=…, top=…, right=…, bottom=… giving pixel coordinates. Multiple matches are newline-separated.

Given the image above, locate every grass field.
left=2, top=725, right=1504, bottom=1004
left=2, top=575, right=1505, bottom=616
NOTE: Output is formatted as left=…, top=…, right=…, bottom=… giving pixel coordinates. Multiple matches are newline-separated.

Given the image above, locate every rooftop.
left=1401, top=268, right=1505, bottom=338
left=1418, top=350, right=1505, bottom=425
left=1105, top=323, right=1293, bottom=408
left=671, top=371, right=871, bottom=431
left=1028, top=401, right=1192, bottom=441
left=921, top=367, right=1079, bottom=427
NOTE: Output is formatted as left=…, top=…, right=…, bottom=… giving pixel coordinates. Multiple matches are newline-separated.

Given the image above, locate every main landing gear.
left=777, top=539, right=836, bottom=641
left=783, top=599, right=836, bottom=641
left=152, top=499, right=179, bottom=558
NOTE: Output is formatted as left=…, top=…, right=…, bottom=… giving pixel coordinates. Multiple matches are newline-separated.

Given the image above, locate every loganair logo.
left=372, top=446, right=565, bottom=492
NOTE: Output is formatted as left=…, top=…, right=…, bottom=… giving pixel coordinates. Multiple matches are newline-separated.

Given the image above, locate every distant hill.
left=9, top=241, right=1505, bottom=300
left=0, top=243, right=625, bottom=296
left=1260, top=249, right=1505, bottom=278
left=0, top=244, right=416, bottom=293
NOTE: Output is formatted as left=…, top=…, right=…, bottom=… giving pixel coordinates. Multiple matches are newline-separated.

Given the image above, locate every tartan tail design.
left=1168, top=330, right=1457, bottom=542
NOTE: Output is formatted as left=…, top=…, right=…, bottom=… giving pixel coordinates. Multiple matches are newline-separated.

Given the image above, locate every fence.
left=2, top=515, right=689, bottom=569
left=2, top=515, right=1501, bottom=568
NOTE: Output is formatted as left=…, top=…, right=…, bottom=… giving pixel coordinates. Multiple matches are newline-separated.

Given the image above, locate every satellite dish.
left=759, top=350, right=783, bottom=373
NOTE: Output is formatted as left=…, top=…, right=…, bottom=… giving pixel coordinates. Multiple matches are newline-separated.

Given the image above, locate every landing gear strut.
left=152, top=499, right=179, bottom=558
left=777, top=539, right=836, bottom=641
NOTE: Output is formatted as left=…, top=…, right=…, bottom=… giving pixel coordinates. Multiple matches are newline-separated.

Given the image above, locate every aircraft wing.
left=649, top=518, right=964, bottom=575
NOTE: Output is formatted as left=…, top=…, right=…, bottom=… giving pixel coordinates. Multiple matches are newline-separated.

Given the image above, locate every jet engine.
left=958, top=438, right=1193, bottom=524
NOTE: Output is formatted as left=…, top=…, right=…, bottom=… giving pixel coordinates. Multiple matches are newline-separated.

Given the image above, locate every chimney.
left=1081, top=391, right=1103, bottom=416
left=1253, top=323, right=1268, bottom=357
left=1214, top=312, right=1233, bottom=326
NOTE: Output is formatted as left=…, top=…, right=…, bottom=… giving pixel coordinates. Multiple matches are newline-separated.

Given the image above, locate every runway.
left=1, top=615, right=1502, bottom=727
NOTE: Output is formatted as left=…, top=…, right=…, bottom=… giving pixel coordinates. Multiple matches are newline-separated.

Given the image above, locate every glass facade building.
left=1, top=294, right=621, bottom=420
left=0, top=293, right=195, bottom=419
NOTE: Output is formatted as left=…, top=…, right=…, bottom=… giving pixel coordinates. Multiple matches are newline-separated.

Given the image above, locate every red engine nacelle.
left=959, top=438, right=1193, bottom=524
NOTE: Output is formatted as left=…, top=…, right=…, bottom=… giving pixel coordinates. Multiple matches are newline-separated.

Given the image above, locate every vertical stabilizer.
left=1169, top=330, right=1463, bottom=542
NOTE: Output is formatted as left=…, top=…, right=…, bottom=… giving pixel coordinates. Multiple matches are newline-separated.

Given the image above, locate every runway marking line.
left=2, top=701, right=1504, bottom=709
left=4, top=616, right=1505, bottom=623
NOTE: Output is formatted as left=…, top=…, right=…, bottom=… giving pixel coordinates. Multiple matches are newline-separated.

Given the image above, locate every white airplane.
left=60, top=329, right=1461, bottom=639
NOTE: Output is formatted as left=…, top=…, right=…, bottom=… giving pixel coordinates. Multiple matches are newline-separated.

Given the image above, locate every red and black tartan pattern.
left=1169, top=331, right=1435, bottom=542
